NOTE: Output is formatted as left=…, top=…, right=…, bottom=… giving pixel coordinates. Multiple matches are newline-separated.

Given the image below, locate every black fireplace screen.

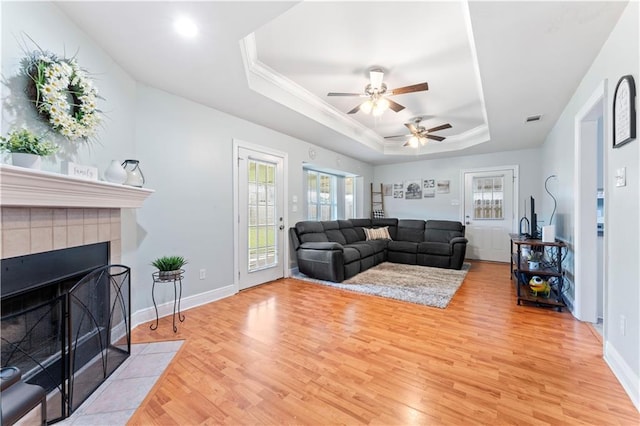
left=1, top=265, right=131, bottom=423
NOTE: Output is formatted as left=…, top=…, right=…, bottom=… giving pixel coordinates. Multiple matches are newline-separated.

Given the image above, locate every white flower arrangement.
left=24, top=51, right=101, bottom=141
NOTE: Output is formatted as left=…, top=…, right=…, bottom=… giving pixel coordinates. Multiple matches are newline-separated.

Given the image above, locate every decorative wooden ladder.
left=370, top=183, right=384, bottom=218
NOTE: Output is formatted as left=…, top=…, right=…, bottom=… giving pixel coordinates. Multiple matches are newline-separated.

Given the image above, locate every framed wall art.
left=613, top=75, right=636, bottom=148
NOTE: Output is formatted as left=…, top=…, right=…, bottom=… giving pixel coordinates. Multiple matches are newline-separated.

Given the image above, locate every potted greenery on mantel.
left=151, top=255, right=188, bottom=280
left=0, top=128, right=58, bottom=169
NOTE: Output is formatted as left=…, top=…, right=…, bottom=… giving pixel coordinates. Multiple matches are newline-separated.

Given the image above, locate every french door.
left=462, top=167, right=518, bottom=262
left=236, top=145, right=286, bottom=290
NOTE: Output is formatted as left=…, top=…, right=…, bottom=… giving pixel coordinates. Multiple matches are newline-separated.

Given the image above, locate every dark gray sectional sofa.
left=290, top=218, right=467, bottom=282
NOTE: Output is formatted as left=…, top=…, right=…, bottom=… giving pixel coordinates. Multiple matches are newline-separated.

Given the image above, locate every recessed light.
left=174, top=16, right=198, bottom=39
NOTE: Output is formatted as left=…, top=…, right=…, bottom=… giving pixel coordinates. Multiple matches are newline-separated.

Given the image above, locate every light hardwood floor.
left=128, top=261, right=639, bottom=425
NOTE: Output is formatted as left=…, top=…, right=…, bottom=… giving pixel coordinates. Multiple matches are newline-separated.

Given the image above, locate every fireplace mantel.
left=0, top=164, right=154, bottom=208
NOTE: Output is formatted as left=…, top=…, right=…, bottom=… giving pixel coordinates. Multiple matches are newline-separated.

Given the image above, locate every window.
left=305, top=169, right=356, bottom=220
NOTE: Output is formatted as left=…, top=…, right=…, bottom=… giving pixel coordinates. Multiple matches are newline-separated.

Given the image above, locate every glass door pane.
left=472, top=175, right=504, bottom=220
left=247, top=158, right=278, bottom=271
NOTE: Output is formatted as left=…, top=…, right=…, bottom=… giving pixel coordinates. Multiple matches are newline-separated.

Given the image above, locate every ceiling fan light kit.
left=327, top=68, right=428, bottom=116
left=387, top=117, right=452, bottom=148
left=360, top=96, right=389, bottom=116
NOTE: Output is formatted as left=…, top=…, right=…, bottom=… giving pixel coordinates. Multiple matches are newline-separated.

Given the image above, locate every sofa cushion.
left=364, top=226, right=392, bottom=240
left=325, top=229, right=347, bottom=245
left=418, top=241, right=452, bottom=256
left=397, top=219, right=426, bottom=243
left=338, top=220, right=363, bottom=244
left=321, top=221, right=340, bottom=231
left=365, top=239, right=388, bottom=253
left=295, top=221, right=329, bottom=243
left=387, top=240, right=419, bottom=253
left=350, top=219, right=372, bottom=228
left=425, top=220, right=465, bottom=243
left=345, top=243, right=375, bottom=258
left=342, top=246, right=361, bottom=264
left=341, top=228, right=361, bottom=244
left=350, top=219, right=371, bottom=241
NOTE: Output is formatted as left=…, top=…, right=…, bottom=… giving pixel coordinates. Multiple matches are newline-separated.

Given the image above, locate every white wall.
left=132, top=84, right=373, bottom=312
left=541, top=1, right=639, bottom=408
left=374, top=148, right=542, bottom=222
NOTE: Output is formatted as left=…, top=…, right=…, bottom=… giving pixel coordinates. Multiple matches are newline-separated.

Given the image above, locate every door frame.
left=232, top=139, right=289, bottom=293
left=573, top=80, right=607, bottom=325
left=460, top=165, right=520, bottom=234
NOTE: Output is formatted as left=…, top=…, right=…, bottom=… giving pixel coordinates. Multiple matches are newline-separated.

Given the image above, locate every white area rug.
left=295, top=262, right=470, bottom=308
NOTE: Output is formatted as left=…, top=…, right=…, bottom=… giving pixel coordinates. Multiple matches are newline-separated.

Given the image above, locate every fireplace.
left=1, top=243, right=131, bottom=423
left=0, top=165, right=153, bottom=424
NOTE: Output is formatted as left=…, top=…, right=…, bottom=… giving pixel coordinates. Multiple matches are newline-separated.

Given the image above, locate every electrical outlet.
left=199, top=269, right=206, bottom=280
left=619, top=315, right=626, bottom=336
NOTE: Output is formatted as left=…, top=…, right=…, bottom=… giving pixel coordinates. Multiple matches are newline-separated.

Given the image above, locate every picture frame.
left=613, top=75, right=636, bottom=148
left=404, top=179, right=422, bottom=199
left=437, top=180, right=450, bottom=194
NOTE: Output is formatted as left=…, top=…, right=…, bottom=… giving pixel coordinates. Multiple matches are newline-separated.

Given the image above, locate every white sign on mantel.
left=65, top=162, right=98, bottom=181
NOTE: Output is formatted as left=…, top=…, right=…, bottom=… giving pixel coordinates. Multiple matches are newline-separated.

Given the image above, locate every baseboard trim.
left=131, top=284, right=237, bottom=330
left=604, top=341, right=640, bottom=411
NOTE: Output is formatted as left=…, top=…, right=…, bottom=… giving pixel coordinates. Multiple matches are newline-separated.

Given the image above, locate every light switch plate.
left=615, top=167, right=626, bottom=187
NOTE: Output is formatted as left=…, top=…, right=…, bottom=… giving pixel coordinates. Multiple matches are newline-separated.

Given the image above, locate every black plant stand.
left=150, top=270, right=185, bottom=332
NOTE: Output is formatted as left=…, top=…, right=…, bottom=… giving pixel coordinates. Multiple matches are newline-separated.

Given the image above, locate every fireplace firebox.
left=1, top=243, right=131, bottom=423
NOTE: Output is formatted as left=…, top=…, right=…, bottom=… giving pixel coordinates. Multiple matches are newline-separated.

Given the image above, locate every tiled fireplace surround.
left=0, top=164, right=153, bottom=263
left=1, top=206, right=122, bottom=262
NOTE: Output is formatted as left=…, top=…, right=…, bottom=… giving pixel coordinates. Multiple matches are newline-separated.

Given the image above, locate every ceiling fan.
left=327, top=69, right=428, bottom=116
left=385, top=118, right=452, bottom=147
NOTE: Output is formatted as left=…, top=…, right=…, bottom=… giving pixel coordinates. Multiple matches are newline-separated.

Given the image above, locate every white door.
left=463, top=168, right=517, bottom=262
left=237, top=147, right=285, bottom=290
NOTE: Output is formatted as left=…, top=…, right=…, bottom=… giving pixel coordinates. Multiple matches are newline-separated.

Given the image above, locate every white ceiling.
left=56, top=1, right=628, bottom=165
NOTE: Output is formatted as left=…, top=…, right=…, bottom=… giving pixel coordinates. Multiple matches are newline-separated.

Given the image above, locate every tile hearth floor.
left=59, top=340, right=183, bottom=426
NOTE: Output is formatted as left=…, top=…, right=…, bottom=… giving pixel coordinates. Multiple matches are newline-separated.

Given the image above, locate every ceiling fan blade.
left=347, top=104, right=361, bottom=114
left=389, top=82, right=429, bottom=96
left=386, top=98, right=405, bottom=112
left=384, top=134, right=411, bottom=139
left=327, top=92, right=363, bottom=97
left=426, top=134, right=446, bottom=142
left=405, top=123, right=418, bottom=134
left=427, top=123, right=452, bottom=133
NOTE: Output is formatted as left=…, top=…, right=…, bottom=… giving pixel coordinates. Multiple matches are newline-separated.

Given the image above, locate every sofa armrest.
left=297, top=243, right=345, bottom=282
left=450, top=237, right=468, bottom=270
left=299, top=242, right=344, bottom=250
left=450, top=237, right=468, bottom=245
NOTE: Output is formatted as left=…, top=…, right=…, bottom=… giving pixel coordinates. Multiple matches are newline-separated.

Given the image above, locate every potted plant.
left=527, top=250, right=544, bottom=270
left=151, top=255, right=188, bottom=279
left=0, top=128, right=58, bottom=169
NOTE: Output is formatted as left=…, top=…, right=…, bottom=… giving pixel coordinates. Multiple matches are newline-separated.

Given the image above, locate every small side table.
left=150, top=270, right=185, bottom=332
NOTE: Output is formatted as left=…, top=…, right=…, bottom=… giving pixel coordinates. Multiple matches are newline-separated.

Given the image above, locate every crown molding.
left=240, top=34, right=384, bottom=153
